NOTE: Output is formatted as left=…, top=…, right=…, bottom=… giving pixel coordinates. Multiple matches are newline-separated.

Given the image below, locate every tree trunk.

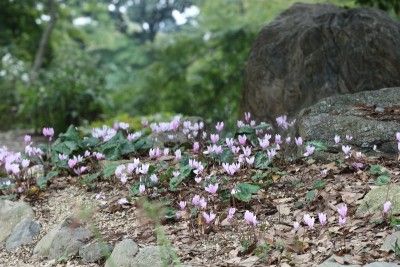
left=30, top=0, right=58, bottom=82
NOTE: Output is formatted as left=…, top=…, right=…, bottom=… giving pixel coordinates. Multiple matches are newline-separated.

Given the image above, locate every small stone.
left=105, top=239, right=139, bottom=267
left=0, top=200, right=34, bottom=242
left=5, top=218, right=41, bottom=251
left=364, top=263, right=399, bottom=267
left=317, top=256, right=361, bottom=267
left=79, top=241, right=113, bottom=263
left=380, top=231, right=400, bottom=252
left=132, top=246, right=164, bottom=267
left=34, top=217, right=92, bottom=260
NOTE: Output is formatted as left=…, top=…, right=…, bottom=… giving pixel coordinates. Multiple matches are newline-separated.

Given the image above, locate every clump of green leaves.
left=369, top=164, right=391, bottom=185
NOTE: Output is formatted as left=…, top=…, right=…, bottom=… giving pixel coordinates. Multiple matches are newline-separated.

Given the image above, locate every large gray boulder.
left=243, top=3, right=400, bottom=123
left=297, top=87, right=400, bottom=154
left=0, top=200, right=34, bottom=243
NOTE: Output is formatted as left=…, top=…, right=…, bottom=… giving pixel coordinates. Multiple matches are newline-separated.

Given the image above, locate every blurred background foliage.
left=0, top=0, right=397, bottom=133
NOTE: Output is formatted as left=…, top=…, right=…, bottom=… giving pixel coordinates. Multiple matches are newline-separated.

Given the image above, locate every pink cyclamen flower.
left=192, top=195, right=201, bottom=206
left=163, top=148, right=170, bottom=156
left=139, top=184, right=146, bottom=194
left=267, top=149, right=277, bottom=160
left=68, top=158, right=78, bottom=169
left=174, top=149, right=182, bottom=161
left=231, top=146, right=240, bottom=154
left=338, top=216, right=346, bottom=226
left=58, top=154, right=68, bottom=161
left=275, top=134, right=282, bottom=144
left=342, top=145, right=351, bottom=156
left=276, top=115, right=288, bottom=129
left=94, top=152, right=105, bottom=160
left=193, top=142, right=200, bottom=153
left=225, top=138, right=235, bottom=147
left=238, top=135, right=247, bottom=145
left=202, top=211, right=216, bottom=224
left=346, top=135, right=353, bottom=141
left=199, top=197, right=207, bottom=209
left=179, top=201, right=187, bottom=210
left=117, top=198, right=129, bottom=205
left=259, top=138, right=270, bottom=149
left=303, top=145, right=315, bottom=157
left=42, top=127, right=54, bottom=140
left=383, top=201, right=392, bottom=214
left=244, top=112, right=251, bottom=122
left=396, top=132, right=400, bottom=142
left=242, top=146, right=252, bottom=157
left=303, top=214, right=315, bottom=229
left=318, top=213, right=327, bottom=226
left=244, top=210, right=258, bottom=226
left=215, top=122, right=224, bottom=132
left=337, top=204, right=348, bottom=218
left=138, top=164, right=149, bottom=174
left=210, top=134, right=219, bottom=144
left=227, top=207, right=236, bottom=220
left=205, top=183, right=218, bottom=195
left=24, top=135, right=31, bottom=144
left=150, top=174, right=158, bottom=183
left=334, top=135, right=341, bottom=144
left=397, top=142, right=400, bottom=152
left=84, top=150, right=91, bottom=157
left=74, top=166, right=88, bottom=175
left=21, top=159, right=30, bottom=168
left=295, top=137, right=303, bottom=146
left=245, top=156, right=255, bottom=166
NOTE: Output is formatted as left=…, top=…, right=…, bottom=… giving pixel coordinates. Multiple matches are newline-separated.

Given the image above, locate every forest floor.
left=0, top=125, right=399, bottom=266
left=1, top=154, right=399, bottom=266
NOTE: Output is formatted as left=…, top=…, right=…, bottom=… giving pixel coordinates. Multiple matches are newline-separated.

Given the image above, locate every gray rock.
left=0, top=200, right=34, bottom=242
left=356, top=185, right=400, bottom=216
left=5, top=218, right=41, bottom=251
left=297, top=88, right=400, bottom=154
left=363, top=263, right=399, bottom=267
left=34, top=217, right=92, bottom=260
left=317, top=256, right=361, bottom=267
left=79, top=241, right=112, bottom=263
left=380, top=231, right=400, bottom=252
left=243, top=3, right=400, bottom=123
left=132, top=246, right=164, bottom=267
left=105, top=239, right=139, bottom=267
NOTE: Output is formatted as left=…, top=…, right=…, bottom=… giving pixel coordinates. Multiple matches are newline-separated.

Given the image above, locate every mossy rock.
left=356, top=185, right=400, bottom=216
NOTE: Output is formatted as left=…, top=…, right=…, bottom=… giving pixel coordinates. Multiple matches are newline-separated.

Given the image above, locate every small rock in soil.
left=79, top=241, right=113, bottom=263
left=5, top=217, right=41, bottom=251
left=380, top=231, right=400, bottom=252
left=105, top=239, right=139, bottom=267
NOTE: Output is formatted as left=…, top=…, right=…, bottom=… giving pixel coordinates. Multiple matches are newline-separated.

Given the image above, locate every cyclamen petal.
left=383, top=201, right=392, bottom=213
left=202, top=211, right=216, bottom=224
left=337, top=204, right=348, bottom=218
left=244, top=210, right=257, bottom=226
left=205, top=183, right=218, bottom=194
left=318, top=212, right=327, bottom=226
